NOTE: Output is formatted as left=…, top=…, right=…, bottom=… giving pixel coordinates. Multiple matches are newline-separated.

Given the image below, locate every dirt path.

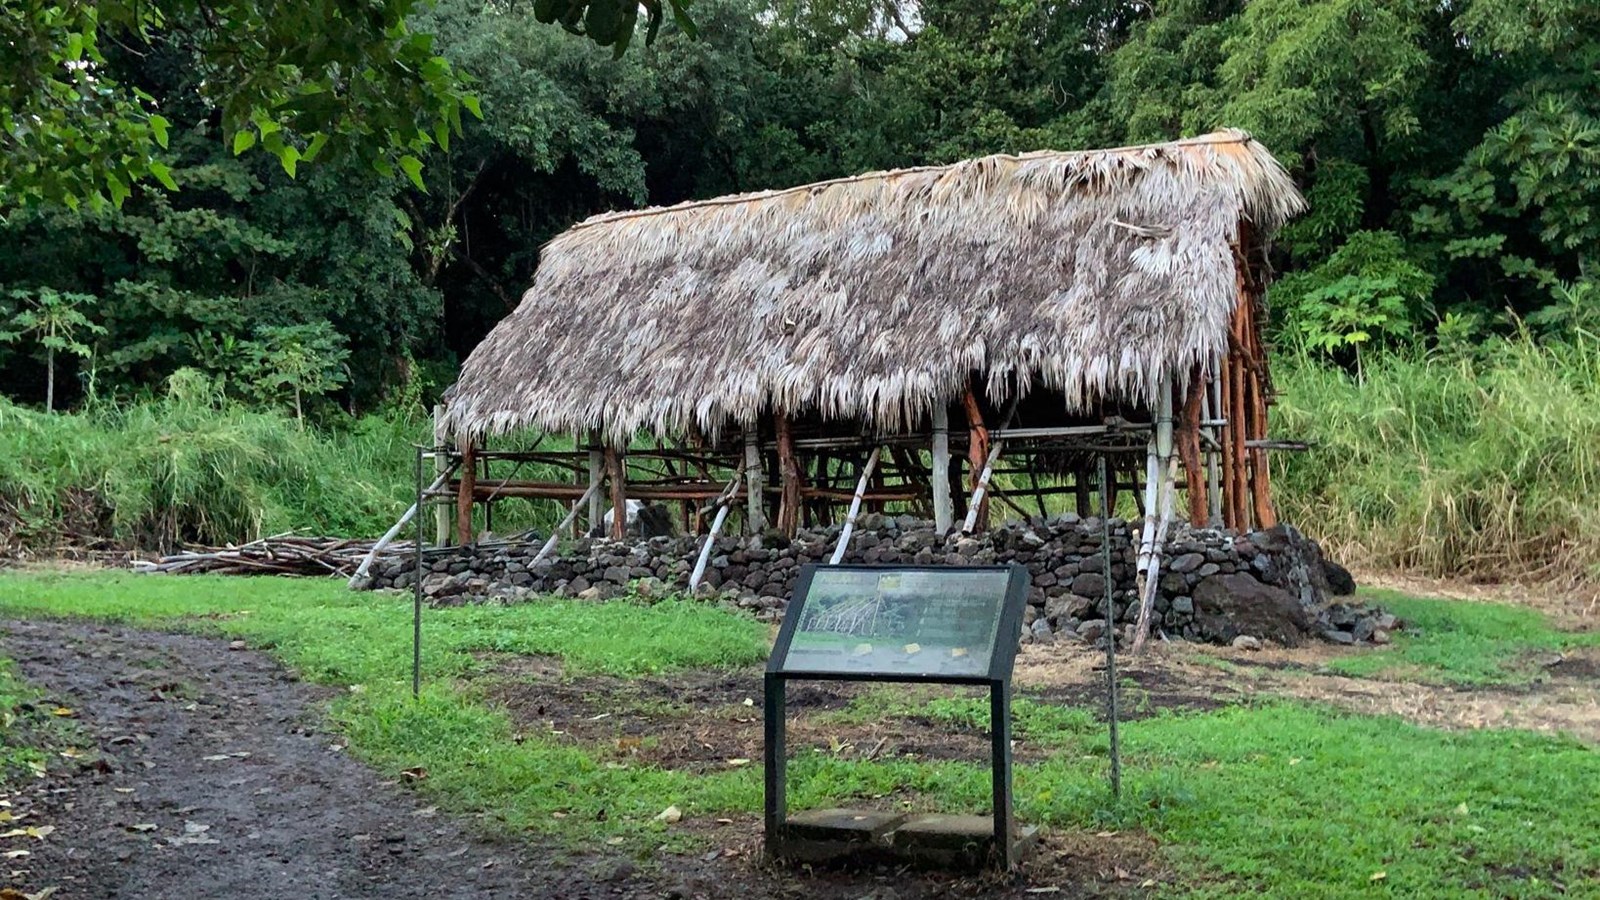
left=0, top=619, right=634, bottom=900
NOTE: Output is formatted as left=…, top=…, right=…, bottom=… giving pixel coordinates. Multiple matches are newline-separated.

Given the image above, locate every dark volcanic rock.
left=1192, top=573, right=1311, bottom=647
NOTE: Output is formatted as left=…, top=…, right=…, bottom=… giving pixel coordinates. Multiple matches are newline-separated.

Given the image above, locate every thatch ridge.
left=443, top=129, right=1304, bottom=444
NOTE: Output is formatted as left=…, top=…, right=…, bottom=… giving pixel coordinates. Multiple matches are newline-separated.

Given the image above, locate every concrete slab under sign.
left=769, top=808, right=906, bottom=862
left=768, top=809, right=1037, bottom=870
left=887, top=814, right=1040, bottom=869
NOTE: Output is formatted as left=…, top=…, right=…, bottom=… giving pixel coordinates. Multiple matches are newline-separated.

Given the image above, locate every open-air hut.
left=438, top=130, right=1304, bottom=577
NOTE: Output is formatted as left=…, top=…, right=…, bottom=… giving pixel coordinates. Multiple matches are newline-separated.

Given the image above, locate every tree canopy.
left=3, top=0, right=1597, bottom=414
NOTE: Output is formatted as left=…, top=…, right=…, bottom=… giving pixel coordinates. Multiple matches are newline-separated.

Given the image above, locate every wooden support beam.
left=775, top=414, right=802, bottom=538
left=1179, top=366, right=1208, bottom=525
left=962, top=384, right=992, bottom=531
left=743, top=430, right=766, bottom=534
left=605, top=446, right=626, bottom=540
left=455, top=440, right=477, bottom=545
left=931, top=405, right=953, bottom=533
left=587, top=436, right=604, bottom=535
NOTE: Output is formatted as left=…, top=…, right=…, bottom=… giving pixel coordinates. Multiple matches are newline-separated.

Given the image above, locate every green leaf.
left=232, top=130, right=257, bottom=155
left=398, top=155, right=426, bottom=191
left=149, top=161, right=179, bottom=191
left=278, top=146, right=301, bottom=178
left=148, top=115, right=170, bottom=149
left=462, top=95, right=483, bottom=120
left=302, top=133, right=330, bottom=163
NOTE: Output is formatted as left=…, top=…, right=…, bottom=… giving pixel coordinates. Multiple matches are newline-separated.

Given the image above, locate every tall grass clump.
left=0, top=376, right=427, bottom=551
left=1272, top=334, right=1600, bottom=590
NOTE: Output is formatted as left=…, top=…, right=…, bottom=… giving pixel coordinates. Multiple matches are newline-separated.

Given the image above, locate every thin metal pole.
left=1099, top=455, right=1121, bottom=801
left=413, top=443, right=425, bottom=699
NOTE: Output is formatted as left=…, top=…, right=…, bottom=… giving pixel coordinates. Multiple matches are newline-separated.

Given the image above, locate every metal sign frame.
left=764, top=563, right=1031, bottom=868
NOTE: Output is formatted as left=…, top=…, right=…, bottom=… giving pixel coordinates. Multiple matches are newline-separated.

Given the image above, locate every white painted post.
left=689, top=477, right=742, bottom=591
left=960, top=441, right=1005, bottom=535
left=830, top=448, right=884, bottom=564
left=931, top=406, right=953, bottom=533
left=587, top=435, right=604, bottom=536
left=531, top=483, right=599, bottom=566
left=432, top=405, right=449, bottom=547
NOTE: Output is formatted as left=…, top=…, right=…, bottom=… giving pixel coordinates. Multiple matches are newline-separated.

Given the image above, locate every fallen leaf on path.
left=49, top=708, right=75, bottom=718
left=0, top=826, right=54, bottom=841
left=1024, top=888, right=1060, bottom=895
left=127, top=824, right=158, bottom=833
left=401, top=767, right=429, bottom=781
left=1370, top=871, right=1387, bottom=882
left=113, top=788, right=135, bottom=794
left=2, top=850, right=27, bottom=859
left=724, top=758, right=750, bottom=768
left=654, top=806, right=683, bottom=824
left=58, top=749, right=83, bottom=760
left=200, top=755, right=232, bottom=762
left=2, top=887, right=57, bottom=900
left=605, top=837, right=625, bottom=846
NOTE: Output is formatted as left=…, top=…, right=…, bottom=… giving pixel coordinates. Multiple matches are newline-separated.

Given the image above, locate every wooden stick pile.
left=133, top=534, right=411, bottom=577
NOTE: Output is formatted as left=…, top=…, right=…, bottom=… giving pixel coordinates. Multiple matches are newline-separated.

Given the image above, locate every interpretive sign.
left=773, top=566, right=1025, bottom=680
left=765, top=564, right=1032, bottom=869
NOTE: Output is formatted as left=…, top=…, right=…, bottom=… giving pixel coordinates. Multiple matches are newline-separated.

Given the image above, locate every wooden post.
left=931, top=405, right=953, bottom=533
left=455, top=439, right=476, bottom=546
left=743, top=429, right=766, bottom=534
left=587, top=435, right=604, bottom=536
left=1244, top=301, right=1278, bottom=528
left=775, top=414, right=802, bottom=538
left=432, top=405, right=449, bottom=546
left=1229, top=323, right=1250, bottom=529
left=962, top=385, right=991, bottom=531
left=1179, top=367, right=1208, bottom=525
left=831, top=448, right=883, bottom=564
left=1205, top=358, right=1223, bottom=527
left=605, top=445, right=626, bottom=540
left=1135, top=374, right=1172, bottom=623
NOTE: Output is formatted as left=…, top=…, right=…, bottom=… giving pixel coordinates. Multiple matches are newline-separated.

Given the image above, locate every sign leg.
left=764, top=673, right=787, bottom=856
left=990, top=679, right=1014, bottom=869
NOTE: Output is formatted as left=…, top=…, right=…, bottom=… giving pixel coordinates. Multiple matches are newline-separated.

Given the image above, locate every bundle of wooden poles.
left=132, top=534, right=407, bottom=577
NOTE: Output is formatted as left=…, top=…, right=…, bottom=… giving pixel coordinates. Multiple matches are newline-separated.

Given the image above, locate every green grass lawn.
left=1327, top=589, right=1600, bottom=684
left=0, top=570, right=1596, bottom=897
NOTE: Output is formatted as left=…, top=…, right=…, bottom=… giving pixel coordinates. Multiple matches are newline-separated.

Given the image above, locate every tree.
left=2, top=0, right=695, bottom=212
left=1, top=287, right=105, bottom=412
left=239, top=323, right=351, bottom=425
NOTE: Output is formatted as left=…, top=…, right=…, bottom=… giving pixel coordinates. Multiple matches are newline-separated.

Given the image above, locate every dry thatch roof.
left=442, top=129, right=1303, bottom=444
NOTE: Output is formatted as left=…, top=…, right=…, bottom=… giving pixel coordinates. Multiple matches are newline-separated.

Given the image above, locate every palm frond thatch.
left=442, top=129, right=1304, bottom=444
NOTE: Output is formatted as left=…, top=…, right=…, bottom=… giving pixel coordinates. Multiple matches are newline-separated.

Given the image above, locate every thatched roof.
left=442, top=129, right=1303, bottom=444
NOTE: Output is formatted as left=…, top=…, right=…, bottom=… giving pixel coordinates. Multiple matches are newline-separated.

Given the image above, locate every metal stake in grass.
left=413, top=442, right=425, bottom=700
left=1100, top=455, right=1121, bottom=801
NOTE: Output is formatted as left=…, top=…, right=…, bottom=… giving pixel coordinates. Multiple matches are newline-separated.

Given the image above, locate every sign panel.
left=771, top=565, right=1028, bottom=680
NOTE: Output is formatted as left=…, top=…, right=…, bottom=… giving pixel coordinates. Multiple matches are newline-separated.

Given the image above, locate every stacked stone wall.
left=362, top=516, right=1389, bottom=646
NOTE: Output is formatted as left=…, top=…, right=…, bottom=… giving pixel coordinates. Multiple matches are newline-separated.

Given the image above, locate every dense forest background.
left=2, top=0, right=1597, bottom=588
